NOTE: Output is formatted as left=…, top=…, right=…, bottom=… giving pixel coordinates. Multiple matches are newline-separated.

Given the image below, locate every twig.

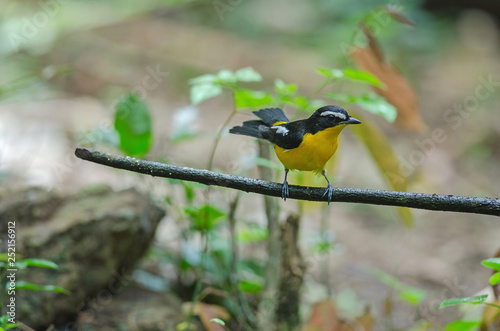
left=75, top=148, right=500, bottom=217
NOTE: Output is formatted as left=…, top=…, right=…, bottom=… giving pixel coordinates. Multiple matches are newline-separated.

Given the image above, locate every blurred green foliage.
left=0, top=257, right=68, bottom=329
left=3, top=0, right=496, bottom=329
left=371, top=268, right=427, bottom=306
left=114, top=93, right=152, bottom=156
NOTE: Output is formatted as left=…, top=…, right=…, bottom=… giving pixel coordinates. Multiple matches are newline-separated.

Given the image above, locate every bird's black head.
left=307, top=105, right=361, bottom=132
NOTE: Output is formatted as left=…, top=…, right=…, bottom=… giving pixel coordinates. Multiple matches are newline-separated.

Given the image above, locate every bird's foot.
left=322, top=183, right=334, bottom=204
left=282, top=180, right=289, bottom=201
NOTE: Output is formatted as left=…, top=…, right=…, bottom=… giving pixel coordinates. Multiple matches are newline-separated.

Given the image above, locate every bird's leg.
left=282, top=168, right=289, bottom=200
left=321, top=169, right=333, bottom=204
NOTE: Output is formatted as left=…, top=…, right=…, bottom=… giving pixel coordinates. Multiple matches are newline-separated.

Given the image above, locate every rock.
left=0, top=186, right=165, bottom=329
left=77, top=284, right=186, bottom=330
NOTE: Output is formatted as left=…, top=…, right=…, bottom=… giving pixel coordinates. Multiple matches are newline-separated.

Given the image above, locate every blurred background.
left=1, top=0, right=500, bottom=330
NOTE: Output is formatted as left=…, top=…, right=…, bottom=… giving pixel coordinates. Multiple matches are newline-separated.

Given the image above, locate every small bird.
left=229, top=105, right=361, bottom=203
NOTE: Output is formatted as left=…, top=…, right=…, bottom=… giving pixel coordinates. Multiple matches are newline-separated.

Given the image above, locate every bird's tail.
left=230, top=108, right=290, bottom=139
left=229, top=120, right=265, bottom=139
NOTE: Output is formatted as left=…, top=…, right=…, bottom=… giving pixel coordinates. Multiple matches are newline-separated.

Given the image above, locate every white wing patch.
left=272, top=125, right=289, bottom=136
left=320, top=111, right=347, bottom=120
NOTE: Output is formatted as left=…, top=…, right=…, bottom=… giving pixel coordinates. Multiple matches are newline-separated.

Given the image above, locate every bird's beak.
left=341, top=117, right=361, bottom=125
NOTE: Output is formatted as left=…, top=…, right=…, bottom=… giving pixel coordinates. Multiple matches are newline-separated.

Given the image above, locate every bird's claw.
left=322, top=183, right=334, bottom=204
left=282, top=180, right=289, bottom=200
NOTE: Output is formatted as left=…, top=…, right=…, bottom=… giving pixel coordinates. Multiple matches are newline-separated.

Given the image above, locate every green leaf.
left=489, top=272, right=500, bottom=286
left=274, top=79, right=298, bottom=96
left=189, top=67, right=261, bottom=92
left=217, top=69, right=238, bottom=83
left=236, top=226, right=268, bottom=243
left=235, top=67, right=262, bottom=82
left=444, top=320, right=480, bottom=331
left=399, top=288, right=427, bottom=305
left=316, top=67, right=344, bottom=79
left=189, top=73, right=217, bottom=85
left=440, top=295, right=488, bottom=309
left=312, top=230, right=337, bottom=254
left=181, top=181, right=203, bottom=204
left=16, top=258, right=58, bottom=270
left=482, top=258, right=500, bottom=271
left=13, top=281, right=70, bottom=295
left=291, top=95, right=310, bottom=110
left=234, top=89, right=273, bottom=108
left=190, top=83, right=223, bottom=105
left=316, top=67, right=383, bottom=87
left=0, top=315, right=20, bottom=331
left=354, top=94, right=397, bottom=123
left=240, top=279, right=263, bottom=293
left=185, top=204, right=226, bottom=231
left=325, top=92, right=396, bottom=123
left=210, top=318, right=226, bottom=326
left=114, top=93, right=152, bottom=156
left=371, top=269, right=426, bottom=305
left=343, top=67, right=383, bottom=87
left=5, top=323, right=21, bottom=330
left=274, top=79, right=316, bottom=111
left=313, top=240, right=335, bottom=254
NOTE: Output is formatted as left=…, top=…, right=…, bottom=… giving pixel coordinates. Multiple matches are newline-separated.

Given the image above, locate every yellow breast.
left=274, top=125, right=346, bottom=172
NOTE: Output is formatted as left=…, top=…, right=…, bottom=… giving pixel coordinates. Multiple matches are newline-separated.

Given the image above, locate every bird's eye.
left=327, top=114, right=336, bottom=121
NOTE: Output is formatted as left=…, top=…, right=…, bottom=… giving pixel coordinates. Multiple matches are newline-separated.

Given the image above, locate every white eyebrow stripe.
left=320, top=111, right=347, bottom=120
left=272, top=125, right=289, bottom=136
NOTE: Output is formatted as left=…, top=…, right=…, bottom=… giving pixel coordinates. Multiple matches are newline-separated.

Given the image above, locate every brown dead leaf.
left=355, top=307, right=375, bottom=331
left=384, top=296, right=393, bottom=317
left=199, top=287, right=230, bottom=299
left=360, top=24, right=384, bottom=63
left=481, top=299, right=500, bottom=326
left=183, top=302, right=230, bottom=331
left=384, top=6, right=415, bottom=26
left=350, top=32, right=426, bottom=132
left=303, top=299, right=340, bottom=331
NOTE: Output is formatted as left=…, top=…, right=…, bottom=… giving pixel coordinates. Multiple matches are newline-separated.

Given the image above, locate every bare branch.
left=75, top=148, right=500, bottom=217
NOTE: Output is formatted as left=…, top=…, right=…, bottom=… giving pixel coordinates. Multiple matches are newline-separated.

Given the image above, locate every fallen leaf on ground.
left=303, top=299, right=340, bottom=331
left=183, top=302, right=230, bottom=331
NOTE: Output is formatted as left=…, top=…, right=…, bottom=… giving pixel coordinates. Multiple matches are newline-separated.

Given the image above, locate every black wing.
left=230, top=108, right=303, bottom=149
left=260, top=120, right=305, bottom=150
left=253, top=108, right=290, bottom=126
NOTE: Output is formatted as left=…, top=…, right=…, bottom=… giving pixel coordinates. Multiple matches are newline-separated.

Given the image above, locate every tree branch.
left=75, top=148, right=500, bottom=217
